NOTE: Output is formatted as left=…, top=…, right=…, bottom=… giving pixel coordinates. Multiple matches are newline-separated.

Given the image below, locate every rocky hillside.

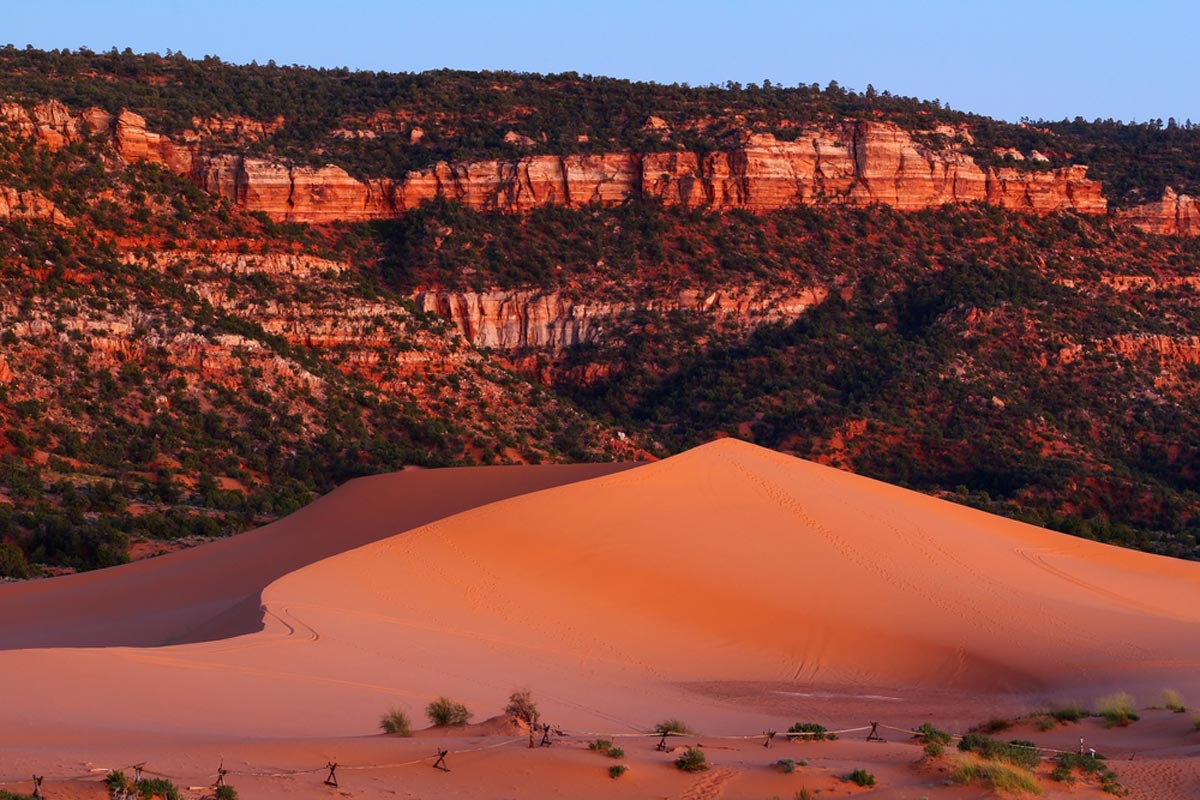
left=0, top=47, right=1198, bottom=575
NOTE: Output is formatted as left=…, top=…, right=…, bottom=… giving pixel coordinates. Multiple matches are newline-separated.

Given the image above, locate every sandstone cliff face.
left=1120, top=188, right=1200, bottom=237
left=1, top=101, right=1110, bottom=223
left=93, top=110, right=1107, bottom=223
left=212, top=122, right=1106, bottom=222
left=414, top=286, right=827, bottom=352
left=193, top=154, right=395, bottom=223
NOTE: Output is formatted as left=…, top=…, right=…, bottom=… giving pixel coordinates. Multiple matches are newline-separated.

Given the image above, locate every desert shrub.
left=957, top=733, right=1041, bottom=769
left=974, top=717, right=1013, bottom=734
left=608, top=746, right=624, bottom=759
left=1049, top=705, right=1088, bottom=723
left=426, top=695, right=472, bottom=726
left=1, top=791, right=37, bottom=800
left=105, top=771, right=131, bottom=795
left=844, top=768, right=875, bottom=787
left=608, top=764, right=627, bottom=779
left=796, top=789, right=812, bottom=800
left=214, top=786, right=238, bottom=800
left=915, top=722, right=952, bottom=745
left=1095, top=693, right=1139, bottom=727
left=504, top=688, right=540, bottom=725
left=136, top=777, right=181, bottom=800
left=787, top=722, right=836, bottom=741
left=924, top=740, right=945, bottom=758
left=953, top=761, right=1041, bottom=794
left=1194, top=714, right=1200, bottom=731
left=588, top=738, right=613, bottom=751
left=379, top=708, right=412, bottom=736
left=656, top=718, right=692, bottom=735
left=1154, top=688, right=1186, bottom=713
left=1054, top=752, right=1123, bottom=795
left=674, top=747, right=708, bottom=772
left=775, top=758, right=796, bottom=773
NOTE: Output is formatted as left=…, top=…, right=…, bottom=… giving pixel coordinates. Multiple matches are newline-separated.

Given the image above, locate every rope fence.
left=0, top=717, right=1103, bottom=792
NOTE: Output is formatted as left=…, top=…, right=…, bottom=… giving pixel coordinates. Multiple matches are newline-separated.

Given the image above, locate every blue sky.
left=6, top=1, right=1197, bottom=124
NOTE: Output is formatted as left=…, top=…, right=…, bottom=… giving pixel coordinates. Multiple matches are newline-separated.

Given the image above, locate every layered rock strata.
left=2, top=102, right=1109, bottom=223
left=414, top=287, right=827, bottom=352
left=1120, top=188, right=1200, bottom=237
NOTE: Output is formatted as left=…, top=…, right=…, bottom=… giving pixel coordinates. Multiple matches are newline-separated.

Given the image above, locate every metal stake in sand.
left=539, top=723, right=554, bottom=748
left=866, top=722, right=885, bottom=742
left=31, top=775, right=43, bottom=799
left=432, top=749, right=450, bottom=772
left=323, top=761, right=338, bottom=787
left=655, top=732, right=669, bottom=751
left=214, top=762, right=227, bottom=788
left=763, top=730, right=776, bottom=748
left=132, top=764, right=145, bottom=785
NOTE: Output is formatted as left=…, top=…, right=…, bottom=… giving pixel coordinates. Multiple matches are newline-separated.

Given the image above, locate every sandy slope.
left=0, top=461, right=634, bottom=649
left=2, top=439, right=1198, bottom=797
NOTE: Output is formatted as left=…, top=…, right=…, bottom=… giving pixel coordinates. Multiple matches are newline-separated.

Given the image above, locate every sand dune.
left=0, top=462, right=633, bottom=649
left=2, top=438, right=1197, bottom=753
left=262, top=437, right=1200, bottom=702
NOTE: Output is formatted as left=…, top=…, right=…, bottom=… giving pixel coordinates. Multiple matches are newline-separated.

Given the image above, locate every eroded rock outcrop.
left=415, top=286, right=827, bottom=352
left=1120, top=188, right=1200, bottom=237
left=0, top=186, right=70, bottom=226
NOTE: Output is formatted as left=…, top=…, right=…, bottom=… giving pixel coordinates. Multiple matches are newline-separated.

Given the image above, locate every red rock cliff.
left=5, top=102, right=1110, bottom=223
left=1119, top=187, right=1200, bottom=236
left=206, top=121, right=1105, bottom=222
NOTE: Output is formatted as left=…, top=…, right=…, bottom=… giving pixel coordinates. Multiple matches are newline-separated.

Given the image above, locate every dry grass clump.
left=1154, top=688, right=1186, bottom=713
left=1095, top=692, right=1139, bottom=727
left=952, top=757, right=1042, bottom=794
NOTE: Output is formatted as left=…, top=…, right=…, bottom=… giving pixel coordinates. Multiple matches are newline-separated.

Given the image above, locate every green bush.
left=137, top=777, right=181, bottom=800
left=674, top=747, right=708, bottom=772
left=105, top=770, right=131, bottom=795
left=504, top=688, right=540, bottom=725
left=786, top=722, right=836, bottom=741
left=1050, top=705, right=1088, bottom=723
left=924, top=740, right=945, bottom=758
left=1, top=790, right=37, bottom=800
left=379, top=708, right=412, bottom=735
left=1054, top=752, right=1123, bottom=795
left=608, top=764, right=627, bottom=779
left=915, top=722, right=952, bottom=745
left=775, top=758, right=796, bottom=773
left=608, top=746, right=624, bottom=759
left=0, top=541, right=30, bottom=578
left=1095, top=693, right=1139, bottom=727
left=588, top=738, right=612, bottom=751
left=214, top=786, right=238, bottom=800
left=844, top=769, right=875, bottom=787
left=426, top=696, right=472, bottom=726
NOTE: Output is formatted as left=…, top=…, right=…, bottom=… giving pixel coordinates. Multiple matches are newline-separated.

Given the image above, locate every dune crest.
left=265, top=437, right=1200, bottom=698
